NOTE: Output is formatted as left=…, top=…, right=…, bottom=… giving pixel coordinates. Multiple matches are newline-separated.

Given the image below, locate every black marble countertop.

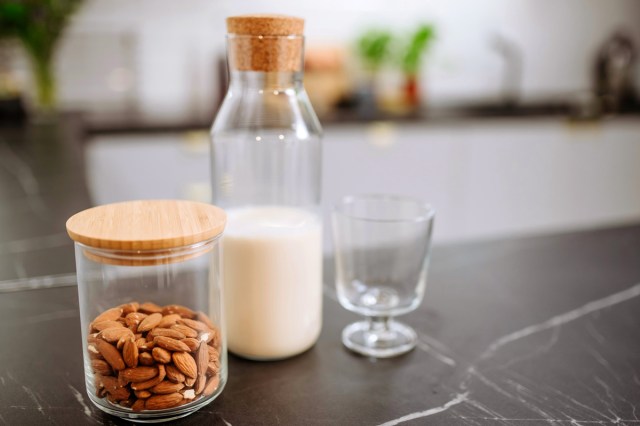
left=1, top=120, right=639, bottom=425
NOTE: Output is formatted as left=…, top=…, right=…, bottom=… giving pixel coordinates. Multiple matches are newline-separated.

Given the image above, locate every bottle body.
left=211, top=35, right=323, bottom=360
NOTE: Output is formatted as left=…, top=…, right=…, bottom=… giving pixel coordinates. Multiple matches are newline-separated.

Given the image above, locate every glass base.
left=342, top=319, right=417, bottom=358
left=87, top=380, right=224, bottom=423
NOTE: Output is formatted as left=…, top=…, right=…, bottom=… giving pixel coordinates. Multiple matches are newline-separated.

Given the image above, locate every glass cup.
left=332, top=194, right=435, bottom=358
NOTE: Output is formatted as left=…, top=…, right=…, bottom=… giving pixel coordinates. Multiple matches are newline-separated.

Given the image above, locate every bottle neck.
left=228, top=70, right=303, bottom=91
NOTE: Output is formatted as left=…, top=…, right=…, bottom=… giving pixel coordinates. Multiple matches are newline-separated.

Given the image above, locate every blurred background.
left=1, top=0, right=640, bottom=247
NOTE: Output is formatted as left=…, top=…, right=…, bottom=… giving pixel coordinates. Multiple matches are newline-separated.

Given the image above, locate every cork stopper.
left=227, top=15, right=304, bottom=36
left=226, top=14, right=305, bottom=72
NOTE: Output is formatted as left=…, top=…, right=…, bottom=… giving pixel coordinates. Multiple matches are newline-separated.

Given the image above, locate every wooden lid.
left=66, top=200, right=226, bottom=251
left=227, top=14, right=304, bottom=36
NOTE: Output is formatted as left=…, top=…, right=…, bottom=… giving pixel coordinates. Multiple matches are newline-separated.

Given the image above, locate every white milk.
left=222, top=206, right=322, bottom=360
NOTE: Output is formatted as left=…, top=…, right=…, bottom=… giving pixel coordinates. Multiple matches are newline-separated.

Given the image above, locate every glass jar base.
left=341, top=319, right=417, bottom=358
left=87, top=382, right=224, bottom=423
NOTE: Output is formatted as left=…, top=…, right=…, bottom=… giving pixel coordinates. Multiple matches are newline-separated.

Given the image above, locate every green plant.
left=356, top=29, right=393, bottom=72
left=400, top=24, right=436, bottom=76
left=0, top=0, right=85, bottom=110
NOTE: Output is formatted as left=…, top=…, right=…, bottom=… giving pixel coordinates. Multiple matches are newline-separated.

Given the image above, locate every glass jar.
left=210, top=15, right=323, bottom=360
left=66, top=200, right=227, bottom=422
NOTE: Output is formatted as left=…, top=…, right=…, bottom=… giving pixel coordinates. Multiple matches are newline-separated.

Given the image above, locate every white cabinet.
left=87, top=118, right=640, bottom=245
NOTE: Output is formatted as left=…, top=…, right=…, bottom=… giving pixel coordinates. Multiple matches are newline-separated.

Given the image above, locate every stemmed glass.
left=332, top=194, right=435, bottom=358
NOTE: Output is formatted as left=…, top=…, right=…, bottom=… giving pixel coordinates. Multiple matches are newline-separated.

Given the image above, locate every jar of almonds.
left=66, top=200, right=227, bottom=422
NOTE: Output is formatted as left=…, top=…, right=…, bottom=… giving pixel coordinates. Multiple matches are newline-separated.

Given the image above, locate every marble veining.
left=68, top=385, right=93, bottom=418
left=416, top=337, right=457, bottom=367
left=379, top=281, right=640, bottom=425
left=0, top=140, right=47, bottom=218
left=22, top=309, right=79, bottom=325
left=20, top=385, right=44, bottom=416
left=0, top=273, right=77, bottom=293
left=0, top=233, right=70, bottom=255
left=378, top=392, right=469, bottom=426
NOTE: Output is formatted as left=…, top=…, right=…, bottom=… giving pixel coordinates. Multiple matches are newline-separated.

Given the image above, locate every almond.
left=118, top=398, right=134, bottom=408
left=172, top=352, right=197, bottom=379
left=145, top=392, right=183, bottom=410
left=125, top=312, right=147, bottom=332
left=181, top=338, right=199, bottom=352
left=131, top=399, right=145, bottom=411
left=137, top=313, right=162, bottom=333
left=121, top=366, right=158, bottom=383
left=203, top=375, right=220, bottom=396
left=207, top=346, right=220, bottom=363
left=152, top=347, right=171, bottom=364
left=119, top=302, right=139, bottom=315
left=92, top=320, right=124, bottom=332
left=100, top=375, right=119, bottom=392
left=209, top=328, right=221, bottom=349
left=134, top=390, right=151, bottom=399
left=154, top=336, right=190, bottom=352
left=196, top=342, right=208, bottom=376
left=177, top=318, right=210, bottom=333
left=88, top=344, right=103, bottom=360
left=91, top=359, right=112, bottom=376
left=131, top=365, right=165, bottom=391
left=117, top=370, right=128, bottom=387
left=194, top=374, right=206, bottom=395
left=93, top=307, right=123, bottom=324
left=196, top=312, right=216, bottom=329
left=139, top=352, right=154, bottom=366
left=99, top=327, right=134, bottom=344
left=138, top=302, right=163, bottom=314
left=123, top=338, right=138, bottom=368
left=94, top=375, right=107, bottom=397
left=151, top=380, right=184, bottom=394
left=96, top=339, right=125, bottom=371
left=184, top=376, right=196, bottom=387
left=108, top=386, right=131, bottom=401
left=162, top=304, right=196, bottom=319
left=149, top=328, right=186, bottom=340
left=116, top=334, right=129, bottom=350
left=199, top=330, right=215, bottom=344
left=165, top=365, right=186, bottom=383
left=207, top=362, right=219, bottom=376
left=171, top=324, right=198, bottom=338
left=157, top=314, right=181, bottom=328
left=137, top=340, right=155, bottom=352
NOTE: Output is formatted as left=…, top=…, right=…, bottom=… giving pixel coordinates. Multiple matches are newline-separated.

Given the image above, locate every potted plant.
left=0, top=0, right=84, bottom=113
left=355, top=24, right=435, bottom=116
left=355, top=29, right=393, bottom=117
left=400, top=24, right=436, bottom=109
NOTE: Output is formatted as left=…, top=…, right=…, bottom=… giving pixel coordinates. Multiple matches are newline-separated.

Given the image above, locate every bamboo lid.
left=66, top=200, right=226, bottom=251
left=226, top=14, right=305, bottom=72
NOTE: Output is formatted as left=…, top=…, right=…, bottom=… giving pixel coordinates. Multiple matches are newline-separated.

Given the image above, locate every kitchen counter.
left=1, top=120, right=639, bottom=425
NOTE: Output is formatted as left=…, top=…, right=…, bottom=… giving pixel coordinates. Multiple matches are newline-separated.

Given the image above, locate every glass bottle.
left=210, top=15, right=323, bottom=360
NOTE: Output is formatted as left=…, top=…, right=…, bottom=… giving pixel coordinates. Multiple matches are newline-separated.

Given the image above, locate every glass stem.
left=364, top=316, right=394, bottom=346
left=368, top=316, right=391, bottom=332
